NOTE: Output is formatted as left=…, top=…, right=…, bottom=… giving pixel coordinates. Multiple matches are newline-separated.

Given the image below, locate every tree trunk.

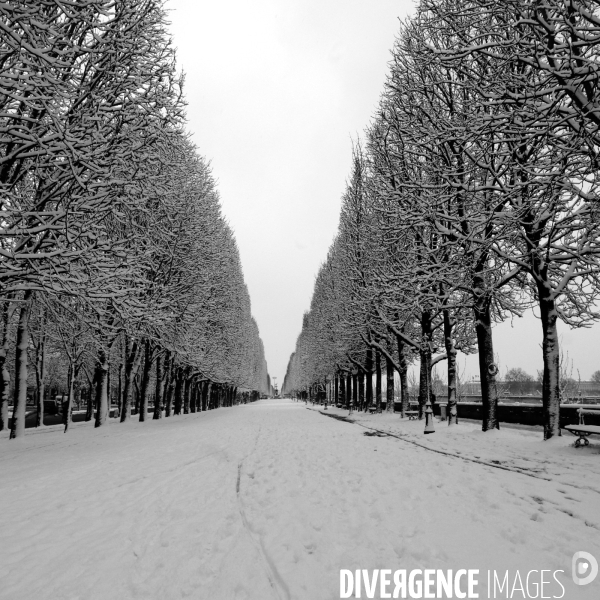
left=396, top=333, right=409, bottom=417
left=133, top=373, right=140, bottom=415
left=153, top=353, right=163, bottom=419
left=34, top=309, right=46, bottom=427
left=107, top=364, right=112, bottom=415
left=35, top=378, right=44, bottom=427
left=10, top=290, right=32, bottom=440
left=473, top=289, right=499, bottom=431
left=116, top=363, right=123, bottom=420
left=443, top=309, right=458, bottom=425
left=375, top=349, right=382, bottom=412
left=85, top=376, right=95, bottom=422
left=173, top=367, right=183, bottom=415
left=346, top=372, right=352, bottom=410
left=183, top=368, right=191, bottom=414
left=0, top=354, right=9, bottom=431
left=334, top=374, right=339, bottom=405
left=366, top=347, right=373, bottom=408
left=190, top=377, right=197, bottom=413
left=63, top=363, right=76, bottom=433
left=197, top=382, right=203, bottom=411
left=202, top=381, right=210, bottom=411
left=358, top=371, right=365, bottom=411
left=0, top=298, right=14, bottom=432
left=165, top=372, right=173, bottom=417
left=418, top=311, right=433, bottom=420
left=352, top=373, right=358, bottom=411
left=94, top=350, right=109, bottom=428
left=386, top=354, right=394, bottom=413
left=538, top=287, right=561, bottom=440
left=120, top=337, right=140, bottom=423
left=139, top=339, right=152, bottom=422
left=164, top=354, right=175, bottom=417
left=339, top=373, right=345, bottom=407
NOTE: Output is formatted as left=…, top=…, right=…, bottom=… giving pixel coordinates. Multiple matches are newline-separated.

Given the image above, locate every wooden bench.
left=405, top=410, right=419, bottom=420
left=564, top=407, right=600, bottom=447
left=564, top=424, right=600, bottom=447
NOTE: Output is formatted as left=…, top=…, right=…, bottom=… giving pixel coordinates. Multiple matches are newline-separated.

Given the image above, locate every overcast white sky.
left=166, top=0, right=600, bottom=386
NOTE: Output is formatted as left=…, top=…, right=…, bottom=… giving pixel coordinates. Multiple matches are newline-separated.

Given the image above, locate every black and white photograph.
left=1, top=1, right=600, bottom=598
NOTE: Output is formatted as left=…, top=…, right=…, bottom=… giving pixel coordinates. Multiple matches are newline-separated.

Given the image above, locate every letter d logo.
left=572, top=551, right=598, bottom=586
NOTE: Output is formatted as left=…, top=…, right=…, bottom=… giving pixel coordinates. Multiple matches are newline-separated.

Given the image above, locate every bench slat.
left=565, top=425, right=600, bottom=434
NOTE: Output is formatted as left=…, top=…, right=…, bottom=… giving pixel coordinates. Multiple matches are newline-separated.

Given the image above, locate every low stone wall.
left=386, top=402, right=600, bottom=428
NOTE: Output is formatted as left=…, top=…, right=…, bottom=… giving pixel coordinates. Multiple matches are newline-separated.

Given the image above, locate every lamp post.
left=424, top=396, right=435, bottom=434
left=350, top=368, right=358, bottom=415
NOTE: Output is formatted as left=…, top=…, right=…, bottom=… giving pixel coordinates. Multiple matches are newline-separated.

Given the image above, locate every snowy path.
left=1, top=400, right=598, bottom=599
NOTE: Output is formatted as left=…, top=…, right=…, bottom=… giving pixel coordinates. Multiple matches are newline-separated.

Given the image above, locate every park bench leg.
left=574, top=435, right=590, bottom=448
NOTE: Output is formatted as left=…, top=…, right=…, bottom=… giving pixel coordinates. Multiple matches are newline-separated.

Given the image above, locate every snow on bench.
left=564, top=407, right=600, bottom=448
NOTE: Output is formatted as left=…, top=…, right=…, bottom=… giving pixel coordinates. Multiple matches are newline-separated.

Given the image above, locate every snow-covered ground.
left=1, top=400, right=598, bottom=600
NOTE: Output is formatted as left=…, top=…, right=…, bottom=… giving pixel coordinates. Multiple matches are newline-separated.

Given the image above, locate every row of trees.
left=283, top=0, right=600, bottom=439
left=0, top=0, right=270, bottom=440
